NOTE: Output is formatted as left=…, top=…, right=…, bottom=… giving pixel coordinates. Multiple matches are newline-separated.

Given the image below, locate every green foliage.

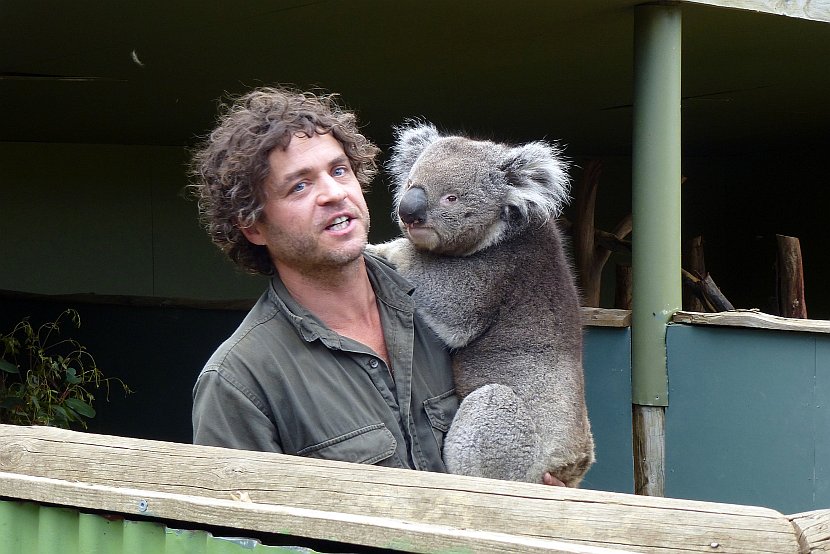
left=0, top=309, right=131, bottom=429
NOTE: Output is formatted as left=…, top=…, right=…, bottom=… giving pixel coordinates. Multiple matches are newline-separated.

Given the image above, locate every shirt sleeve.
left=192, top=368, right=284, bottom=454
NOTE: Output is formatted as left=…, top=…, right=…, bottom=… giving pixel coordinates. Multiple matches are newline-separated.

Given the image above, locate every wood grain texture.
left=581, top=307, right=631, bottom=328
left=672, top=310, right=830, bottom=333
left=789, top=510, right=830, bottom=552
left=682, top=0, right=830, bottom=23
left=632, top=405, right=665, bottom=497
left=776, top=235, right=808, bottom=318
left=0, top=425, right=809, bottom=553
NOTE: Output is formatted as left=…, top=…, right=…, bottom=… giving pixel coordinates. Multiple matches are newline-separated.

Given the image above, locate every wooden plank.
left=581, top=307, right=631, bottom=328
left=681, top=0, right=830, bottom=23
left=0, top=425, right=807, bottom=554
left=672, top=310, right=830, bottom=334
left=789, top=510, right=830, bottom=552
left=0, top=472, right=630, bottom=554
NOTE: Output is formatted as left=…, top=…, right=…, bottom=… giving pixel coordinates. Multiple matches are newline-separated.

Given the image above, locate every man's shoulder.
left=202, top=289, right=289, bottom=370
left=363, top=250, right=416, bottom=305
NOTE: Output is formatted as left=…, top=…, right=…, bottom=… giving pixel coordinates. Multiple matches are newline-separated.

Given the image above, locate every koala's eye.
left=445, top=194, right=458, bottom=203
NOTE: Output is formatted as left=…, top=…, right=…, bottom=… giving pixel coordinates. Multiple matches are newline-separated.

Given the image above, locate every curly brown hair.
left=189, top=86, right=380, bottom=275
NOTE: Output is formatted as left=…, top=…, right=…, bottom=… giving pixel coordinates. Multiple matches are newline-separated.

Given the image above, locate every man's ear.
left=239, top=223, right=267, bottom=246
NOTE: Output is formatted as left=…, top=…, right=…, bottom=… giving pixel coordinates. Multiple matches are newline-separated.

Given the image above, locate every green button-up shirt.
left=192, top=253, right=458, bottom=472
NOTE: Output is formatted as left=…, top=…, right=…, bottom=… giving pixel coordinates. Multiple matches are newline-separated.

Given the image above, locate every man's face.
left=241, top=132, right=370, bottom=275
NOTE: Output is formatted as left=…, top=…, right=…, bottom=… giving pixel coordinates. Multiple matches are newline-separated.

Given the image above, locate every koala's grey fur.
left=368, top=122, right=595, bottom=486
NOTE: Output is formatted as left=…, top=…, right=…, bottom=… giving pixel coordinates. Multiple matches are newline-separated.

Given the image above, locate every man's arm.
left=192, top=369, right=283, bottom=453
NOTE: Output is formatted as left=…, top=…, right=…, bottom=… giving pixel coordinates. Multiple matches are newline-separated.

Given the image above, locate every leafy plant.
left=0, top=309, right=131, bottom=429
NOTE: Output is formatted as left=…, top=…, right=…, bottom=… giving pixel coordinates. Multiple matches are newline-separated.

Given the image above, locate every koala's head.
left=387, top=121, right=570, bottom=256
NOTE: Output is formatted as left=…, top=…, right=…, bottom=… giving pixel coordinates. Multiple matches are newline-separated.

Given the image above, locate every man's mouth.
left=327, top=216, right=351, bottom=231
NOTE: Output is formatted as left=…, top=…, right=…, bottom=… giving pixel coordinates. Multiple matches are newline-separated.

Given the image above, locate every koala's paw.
left=547, top=450, right=595, bottom=489
left=365, top=238, right=410, bottom=268
left=443, top=384, right=541, bottom=482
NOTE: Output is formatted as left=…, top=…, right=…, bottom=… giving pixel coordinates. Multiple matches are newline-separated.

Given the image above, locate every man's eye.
left=292, top=182, right=307, bottom=193
left=333, top=166, right=348, bottom=177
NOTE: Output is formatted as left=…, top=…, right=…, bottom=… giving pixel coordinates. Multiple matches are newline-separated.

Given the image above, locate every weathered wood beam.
left=580, top=307, right=631, bottom=328
left=632, top=405, right=665, bottom=497
left=0, top=425, right=811, bottom=554
left=681, top=0, right=830, bottom=24
left=681, top=269, right=735, bottom=312
left=0, top=472, right=627, bottom=554
left=672, top=309, right=830, bottom=333
left=789, top=510, right=830, bottom=552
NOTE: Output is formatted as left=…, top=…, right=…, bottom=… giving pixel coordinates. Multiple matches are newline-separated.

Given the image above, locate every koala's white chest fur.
left=370, top=122, right=595, bottom=486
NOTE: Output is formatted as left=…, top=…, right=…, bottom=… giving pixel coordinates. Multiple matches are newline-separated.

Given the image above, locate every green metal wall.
left=666, top=324, right=830, bottom=514
left=582, top=326, right=634, bottom=493
left=0, top=500, right=305, bottom=554
left=0, top=295, right=636, bottom=495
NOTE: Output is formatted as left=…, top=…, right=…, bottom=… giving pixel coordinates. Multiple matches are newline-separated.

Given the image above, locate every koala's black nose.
left=398, top=186, right=428, bottom=225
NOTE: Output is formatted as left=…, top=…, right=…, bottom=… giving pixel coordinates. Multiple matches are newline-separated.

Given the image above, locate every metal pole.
left=631, top=2, right=682, bottom=496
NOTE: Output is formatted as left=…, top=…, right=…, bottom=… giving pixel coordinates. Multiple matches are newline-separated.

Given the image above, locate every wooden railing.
left=0, top=424, right=826, bottom=553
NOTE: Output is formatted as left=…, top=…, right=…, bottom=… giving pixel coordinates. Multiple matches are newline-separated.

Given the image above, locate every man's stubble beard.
left=273, top=208, right=371, bottom=276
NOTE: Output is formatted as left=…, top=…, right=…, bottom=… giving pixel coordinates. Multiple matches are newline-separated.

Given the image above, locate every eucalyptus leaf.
left=0, top=310, right=128, bottom=428
left=64, top=397, right=96, bottom=418
left=0, top=359, right=19, bottom=374
left=53, top=405, right=72, bottom=425
left=65, top=367, right=82, bottom=384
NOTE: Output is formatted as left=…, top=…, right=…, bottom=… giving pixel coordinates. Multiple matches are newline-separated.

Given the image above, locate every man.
left=190, top=86, right=565, bottom=485
left=190, top=87, right=457, bottom=471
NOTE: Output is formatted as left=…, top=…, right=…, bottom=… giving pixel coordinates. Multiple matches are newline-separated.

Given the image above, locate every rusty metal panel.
left=0, top=500, right=315, bottom=554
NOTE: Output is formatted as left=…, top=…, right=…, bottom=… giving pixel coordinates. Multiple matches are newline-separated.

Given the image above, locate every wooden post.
left=630, top=3, right=682, bottom=497
left=632, top=405, right=665, bottom=497
left=776, top=234, right=807, bottom=318
left=571, top=160, right=633, bottom=308
left=615, top=263, right=633, bottom=310
left=683, top=236, right=707, bottom=311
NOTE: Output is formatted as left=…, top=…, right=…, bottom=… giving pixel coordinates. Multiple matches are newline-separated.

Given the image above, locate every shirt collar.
left=267, top=252, right=415, bottom=344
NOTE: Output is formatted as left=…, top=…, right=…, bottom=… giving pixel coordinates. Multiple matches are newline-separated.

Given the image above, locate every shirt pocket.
left=296, top=423, right=397, bottom=465
left=423, top=389, right=459, bottom=451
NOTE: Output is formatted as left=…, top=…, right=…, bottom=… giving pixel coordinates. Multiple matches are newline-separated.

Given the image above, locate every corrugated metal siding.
left=0, top=500, right=315, bottom=554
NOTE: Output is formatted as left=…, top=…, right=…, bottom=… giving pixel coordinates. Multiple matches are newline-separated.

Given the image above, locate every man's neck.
left=277, top=256, right=390, bottom=365
left=276, top=256, right=377, bottom=331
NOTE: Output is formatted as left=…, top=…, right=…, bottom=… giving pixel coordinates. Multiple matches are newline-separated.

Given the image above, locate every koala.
left=368, top=122, right=594, bottom=487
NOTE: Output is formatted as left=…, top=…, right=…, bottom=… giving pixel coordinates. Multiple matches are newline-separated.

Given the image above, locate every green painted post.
left=631, top=2, right=682, bottom=496
left=631, top=3, right=682, bottom=407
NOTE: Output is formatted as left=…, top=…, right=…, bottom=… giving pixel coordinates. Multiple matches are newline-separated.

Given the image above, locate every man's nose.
left=317, top=174, right=348, bottom=203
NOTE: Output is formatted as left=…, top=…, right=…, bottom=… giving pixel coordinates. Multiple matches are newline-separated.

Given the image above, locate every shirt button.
left=369, top=359, right=379, bottom=369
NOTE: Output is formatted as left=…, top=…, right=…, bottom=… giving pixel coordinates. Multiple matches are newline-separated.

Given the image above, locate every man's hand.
left=543, top=472, right=566, bottom=487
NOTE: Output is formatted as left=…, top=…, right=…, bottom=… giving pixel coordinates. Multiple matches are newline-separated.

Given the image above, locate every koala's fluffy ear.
left=501, top=141, right=571, bottom=221
left=387, top=121, right=441, bottom=189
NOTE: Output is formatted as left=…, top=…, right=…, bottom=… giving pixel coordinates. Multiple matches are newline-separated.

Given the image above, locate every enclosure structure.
left=2, top=423, right=829, bottom=553
left=2, top=0, right=830, bottom=543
